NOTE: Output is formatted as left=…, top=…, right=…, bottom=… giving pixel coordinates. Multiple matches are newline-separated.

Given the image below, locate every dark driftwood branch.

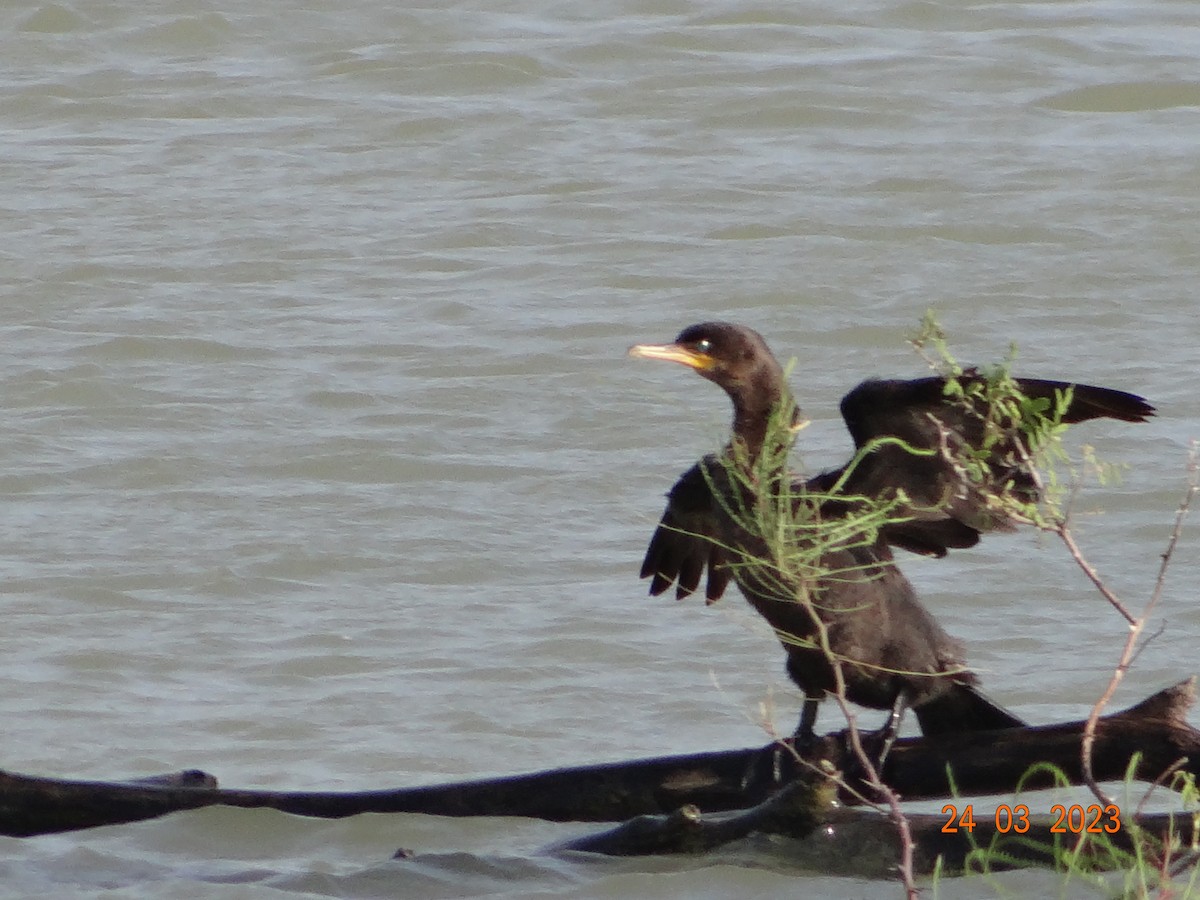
left=556, top=776, right=838, bottom=855
left=0, top=769, right=219, bottom=838
left=0, top=748, right=768, bottom=837
left=553, top=798, right=1200, bottom=876
left=556, top=676, right=1200, bottom=867
left=3, top=680, right=1197, bottom=857
left=873, top=677, right=1200, bottom=801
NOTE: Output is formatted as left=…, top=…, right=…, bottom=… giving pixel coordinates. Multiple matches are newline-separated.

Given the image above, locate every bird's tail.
left=914, top=683, right=1025, bottom=736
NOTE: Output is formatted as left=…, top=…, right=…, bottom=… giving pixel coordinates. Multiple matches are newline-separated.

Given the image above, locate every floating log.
left=2, top=679, right=1197, bottom=866
left=555, top=776, right=838, bottom=855
left=556, top=791, right=1199, bottom=876
left=875, top=677, right=1200, bottom=800
left=0, top=769, right=218, bottom=838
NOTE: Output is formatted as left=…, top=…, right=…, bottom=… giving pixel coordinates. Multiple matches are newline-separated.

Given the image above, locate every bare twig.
left=1079, top=443, right=1198, bottom=808
left=1052, top=519, right=1139, bottom=625
left=815, top=647, right=919, bottom=898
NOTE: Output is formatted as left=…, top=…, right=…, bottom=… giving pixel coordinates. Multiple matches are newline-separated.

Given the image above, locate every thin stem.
left=1072, top=443, right=1197, bottom=808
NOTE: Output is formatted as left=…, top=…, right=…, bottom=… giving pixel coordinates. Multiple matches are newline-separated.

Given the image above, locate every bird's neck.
left=728, top=385, right=800, bottom=465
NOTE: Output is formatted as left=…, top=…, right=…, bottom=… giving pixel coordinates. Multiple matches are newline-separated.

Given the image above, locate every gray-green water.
left=2, top=0, right=1197, bottom=896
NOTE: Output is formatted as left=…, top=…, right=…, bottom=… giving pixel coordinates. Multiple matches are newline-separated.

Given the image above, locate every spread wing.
left=640, top=374, right=1152, bottom=586
left=640, top=459, right=733, bottom=602
left=803, top=467, right=983, bottom=558
left=640, top=455, right=980, bottom=598
left=826, top=374, right=1155, bottom=544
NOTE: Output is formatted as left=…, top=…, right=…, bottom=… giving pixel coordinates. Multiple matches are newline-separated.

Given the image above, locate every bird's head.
left=627, top=322, right=780, bottom=395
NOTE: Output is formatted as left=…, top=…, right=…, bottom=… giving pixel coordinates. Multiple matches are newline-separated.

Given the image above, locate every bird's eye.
left=695, top=338, right=712, bottom=353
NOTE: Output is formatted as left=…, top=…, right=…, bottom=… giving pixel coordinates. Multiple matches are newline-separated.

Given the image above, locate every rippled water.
left=2, top=0, right=1198, bottom=896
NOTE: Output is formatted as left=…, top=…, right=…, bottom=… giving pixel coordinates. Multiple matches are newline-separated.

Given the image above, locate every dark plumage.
left=629, top=322, right=1153, bottom=744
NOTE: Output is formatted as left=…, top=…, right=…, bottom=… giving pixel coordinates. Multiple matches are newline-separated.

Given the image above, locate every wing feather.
left=640, top=460, right=732, bottom=602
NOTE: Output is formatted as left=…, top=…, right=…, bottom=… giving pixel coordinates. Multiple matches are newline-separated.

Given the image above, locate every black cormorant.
left=629, top=322, right=1153, bottom=746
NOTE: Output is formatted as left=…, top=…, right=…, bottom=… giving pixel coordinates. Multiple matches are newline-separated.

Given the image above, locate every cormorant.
left=629, top=322, right=1154, bottom=746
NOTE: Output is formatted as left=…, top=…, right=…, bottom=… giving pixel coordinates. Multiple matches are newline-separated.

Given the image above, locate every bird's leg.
left=834, top=692, right=910, bottom=796
left=743, top=695, right=822, bottom=789
left=792, top=696, right=821, bottom=755
left=870, top=690, right=911, bottom=769
left=750, top=695, right=824, bottom=788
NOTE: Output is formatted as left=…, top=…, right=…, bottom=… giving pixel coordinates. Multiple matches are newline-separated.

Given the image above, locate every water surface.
left=1, top=0, right=1197, bottom=896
